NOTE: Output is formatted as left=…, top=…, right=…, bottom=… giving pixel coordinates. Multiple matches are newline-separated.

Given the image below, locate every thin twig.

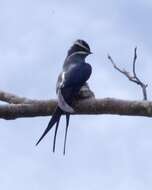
left=107, top=55, right=136, bottom=82
left=132, top=47, right=148, bottom=100
left=108, top=47, right=148, bottom=100
left=133, top=47, right=138, bottom=79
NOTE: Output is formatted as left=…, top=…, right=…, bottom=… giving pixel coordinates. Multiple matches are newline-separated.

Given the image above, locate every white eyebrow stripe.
left=65, top=51, right=89, bottom=62
left=74, top=41, right=90, bottom=51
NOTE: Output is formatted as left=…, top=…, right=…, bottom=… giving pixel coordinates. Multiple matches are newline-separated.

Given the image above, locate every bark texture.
left=0, top=98, right=152, bottom=120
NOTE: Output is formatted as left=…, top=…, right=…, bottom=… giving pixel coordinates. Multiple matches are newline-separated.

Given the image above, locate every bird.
left=36, top=39, right=92, bottom=154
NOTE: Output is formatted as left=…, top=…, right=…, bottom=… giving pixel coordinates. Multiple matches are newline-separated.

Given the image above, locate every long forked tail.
left=63, top=114, right=70, bottom=155
left=53, top=116, right=61, bottom=153
left=36, top=107, right=62, bottom=146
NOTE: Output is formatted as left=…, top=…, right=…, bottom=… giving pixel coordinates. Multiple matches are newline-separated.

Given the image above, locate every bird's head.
left=67, top=39, right=92, bottom=57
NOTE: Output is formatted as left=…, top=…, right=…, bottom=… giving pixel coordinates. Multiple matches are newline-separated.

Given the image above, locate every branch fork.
left=108, top=47, right=148, bottom=100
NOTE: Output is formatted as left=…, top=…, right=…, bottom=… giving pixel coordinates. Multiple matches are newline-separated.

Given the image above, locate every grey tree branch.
left=108, top=47, right=148, bottom=100
left=0, top=90, right=43, bottom=104
left=0, top=83, right=95, bottom=105
left=0, top=98, right=152, bottom=120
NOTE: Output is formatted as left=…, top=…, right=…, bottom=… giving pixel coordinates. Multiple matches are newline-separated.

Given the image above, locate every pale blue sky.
left=0, top=0, right=152, bottom=190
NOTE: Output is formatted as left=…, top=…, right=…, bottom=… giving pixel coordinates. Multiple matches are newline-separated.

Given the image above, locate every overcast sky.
left=0, top=0, right=152, bottom=190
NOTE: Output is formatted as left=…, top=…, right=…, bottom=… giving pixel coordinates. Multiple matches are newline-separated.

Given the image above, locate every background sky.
left=0, top=0, right=152, bottom=189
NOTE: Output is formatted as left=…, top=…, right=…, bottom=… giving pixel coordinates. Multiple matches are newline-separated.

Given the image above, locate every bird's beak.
left=89, top=51, right=93, bottom=54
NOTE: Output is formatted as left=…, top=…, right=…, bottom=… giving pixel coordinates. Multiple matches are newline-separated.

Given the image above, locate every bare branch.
left=0, top=84, right=95, bottom=105
left=0, top=98, right=152, bottom=120
left=0, top=90, right=43, bottom=104
left=107, top=55, right=136, bottom=82
left=0, top=47, right=150, bottom=120
left=108, top=48, right=148, bottom=100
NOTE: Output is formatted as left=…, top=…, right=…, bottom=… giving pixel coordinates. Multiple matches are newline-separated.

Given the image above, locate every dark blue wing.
left=61, top=63, right=92, bottom=105
left=63, top=63, right=92, bottom=88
